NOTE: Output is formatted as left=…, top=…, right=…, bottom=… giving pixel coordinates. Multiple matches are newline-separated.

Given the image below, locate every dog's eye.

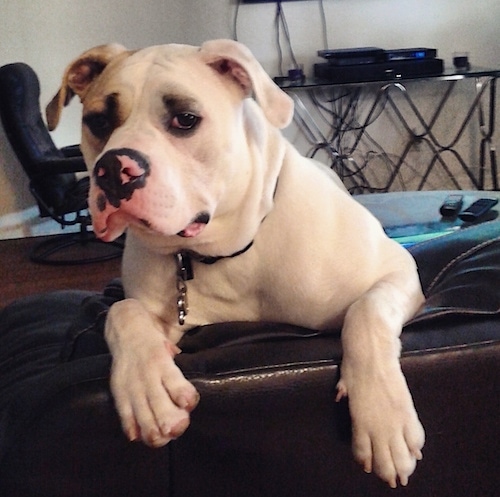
left=83, top=113, right=112, bottom=139
left=170, top=113, right=200, bottom=131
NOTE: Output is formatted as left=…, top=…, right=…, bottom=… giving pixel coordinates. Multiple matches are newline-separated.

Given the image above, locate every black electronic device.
left=314, top=58, right=444, bottom=84
left=385, top=48, right=437, bottom=61
left=458, top=198, right=499, bottom=222
left=317, top=47, right=386, bottom=66
left=439, top=194, right=463, bottom=217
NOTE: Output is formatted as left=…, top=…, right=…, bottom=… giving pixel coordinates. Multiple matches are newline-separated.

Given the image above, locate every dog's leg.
left=336, top=268, right=425, bottom=488
left=105, top=299, right=200, bottom=448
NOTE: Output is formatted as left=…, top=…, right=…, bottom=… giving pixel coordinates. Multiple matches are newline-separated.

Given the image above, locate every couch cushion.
left=0, top=221, right=499, bottom=496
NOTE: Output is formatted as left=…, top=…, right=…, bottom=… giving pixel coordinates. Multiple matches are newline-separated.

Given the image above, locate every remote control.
left=439, top=194, right=463, bottom=217
left=458, top=198, right=499, bottom=222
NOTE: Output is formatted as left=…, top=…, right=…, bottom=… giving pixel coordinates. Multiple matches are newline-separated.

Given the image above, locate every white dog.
left=47, top=39, right=425, bottom=488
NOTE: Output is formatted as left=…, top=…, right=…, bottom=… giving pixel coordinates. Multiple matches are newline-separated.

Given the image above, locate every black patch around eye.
left=83, top=113, right=112, bottom=139
left=162, top=95, right=201, bottom=136
left=83, top=94, right=120, bottom=139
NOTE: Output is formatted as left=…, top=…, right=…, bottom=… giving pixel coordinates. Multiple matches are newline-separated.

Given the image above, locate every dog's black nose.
left=94, top=148, right=151, bottom=209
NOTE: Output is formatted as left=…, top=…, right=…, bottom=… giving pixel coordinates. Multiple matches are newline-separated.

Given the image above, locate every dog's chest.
left=176, top=250, right=347, bottom=331
left=181, top=255, right=262, bottom=326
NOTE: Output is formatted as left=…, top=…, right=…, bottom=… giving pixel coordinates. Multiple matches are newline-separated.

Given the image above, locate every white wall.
left=187, top=0, right=500, bottom=77
left=1, top=0, right=499, bottom=238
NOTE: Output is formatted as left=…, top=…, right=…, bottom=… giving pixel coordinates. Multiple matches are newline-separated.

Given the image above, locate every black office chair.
left=0, top=62, right=123, bottom=265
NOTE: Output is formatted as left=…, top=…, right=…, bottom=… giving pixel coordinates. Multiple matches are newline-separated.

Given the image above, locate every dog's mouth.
left=177, top=211, right=211, bottom=238
left=93, top=208, right=211, bottom=241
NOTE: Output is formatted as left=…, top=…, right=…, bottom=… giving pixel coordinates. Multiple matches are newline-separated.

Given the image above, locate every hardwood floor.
left=0, top=235, right=122, bottom=309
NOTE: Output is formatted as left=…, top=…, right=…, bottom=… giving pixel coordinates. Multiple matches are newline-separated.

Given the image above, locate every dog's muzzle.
left=94, top=148, right=150, bottom=210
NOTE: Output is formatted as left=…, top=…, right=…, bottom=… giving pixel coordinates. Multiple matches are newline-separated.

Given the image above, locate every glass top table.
left=278, top=66, right=500, bottom=90
left=278, top=67, right=500, bottom=193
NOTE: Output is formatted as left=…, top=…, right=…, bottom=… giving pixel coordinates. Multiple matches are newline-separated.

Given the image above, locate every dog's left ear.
left=46, top=43, right=128, bottom=131
left=200, top=39, right=294, bottom=129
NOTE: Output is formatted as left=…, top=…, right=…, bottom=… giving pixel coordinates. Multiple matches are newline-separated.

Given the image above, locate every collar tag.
left=176, top=251, right=194, bottom=281
left=175, top=252, right=193, bottom=325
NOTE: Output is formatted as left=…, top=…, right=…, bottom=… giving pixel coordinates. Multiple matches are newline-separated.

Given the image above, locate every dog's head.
left=47, top=40, right=294, bottom=250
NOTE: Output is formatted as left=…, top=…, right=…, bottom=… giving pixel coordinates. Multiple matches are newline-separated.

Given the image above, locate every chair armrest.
left=60, top=144, right=82, bottom=158
left=32, top=156, right=87, bottom=175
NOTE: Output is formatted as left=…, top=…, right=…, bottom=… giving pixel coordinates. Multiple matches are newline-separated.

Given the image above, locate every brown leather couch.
left=0, top=221, right=499, bottom=497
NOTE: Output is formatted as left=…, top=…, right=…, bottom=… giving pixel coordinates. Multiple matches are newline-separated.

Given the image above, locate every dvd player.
left=317, top=47, right=386, bottom=66
left=314, top=58, right=444, bottom=84
left=385, top=48, right=437, bottom=61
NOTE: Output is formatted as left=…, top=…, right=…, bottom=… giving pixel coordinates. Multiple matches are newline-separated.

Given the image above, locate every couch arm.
left=172, top=323, right=500, bottom=497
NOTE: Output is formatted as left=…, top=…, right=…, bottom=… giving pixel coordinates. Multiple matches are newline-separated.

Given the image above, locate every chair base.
left=29, top=231, right=124, bottom=265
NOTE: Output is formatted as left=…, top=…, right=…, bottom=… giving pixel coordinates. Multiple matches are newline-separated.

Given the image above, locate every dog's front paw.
left=105, top=300, right=199, bottom=448
left=337, top=366, right=425, bottom=488
left=110, top=337, right=200, bottom=447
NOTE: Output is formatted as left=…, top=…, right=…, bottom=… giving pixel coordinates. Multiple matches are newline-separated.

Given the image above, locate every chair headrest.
left=0, top=62, right=63, bottom=168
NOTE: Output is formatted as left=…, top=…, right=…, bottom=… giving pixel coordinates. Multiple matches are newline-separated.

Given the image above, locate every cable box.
left=314, top=58, right=444, bottom=84
left=317, top=47, right=386, bottom=66
left=318, top=47, right=438, bottom=66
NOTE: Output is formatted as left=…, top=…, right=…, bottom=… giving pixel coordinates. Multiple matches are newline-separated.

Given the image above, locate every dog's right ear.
left=200, top=39, right=294, bottom=130
left=46, top=43, right=128, bottom=131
